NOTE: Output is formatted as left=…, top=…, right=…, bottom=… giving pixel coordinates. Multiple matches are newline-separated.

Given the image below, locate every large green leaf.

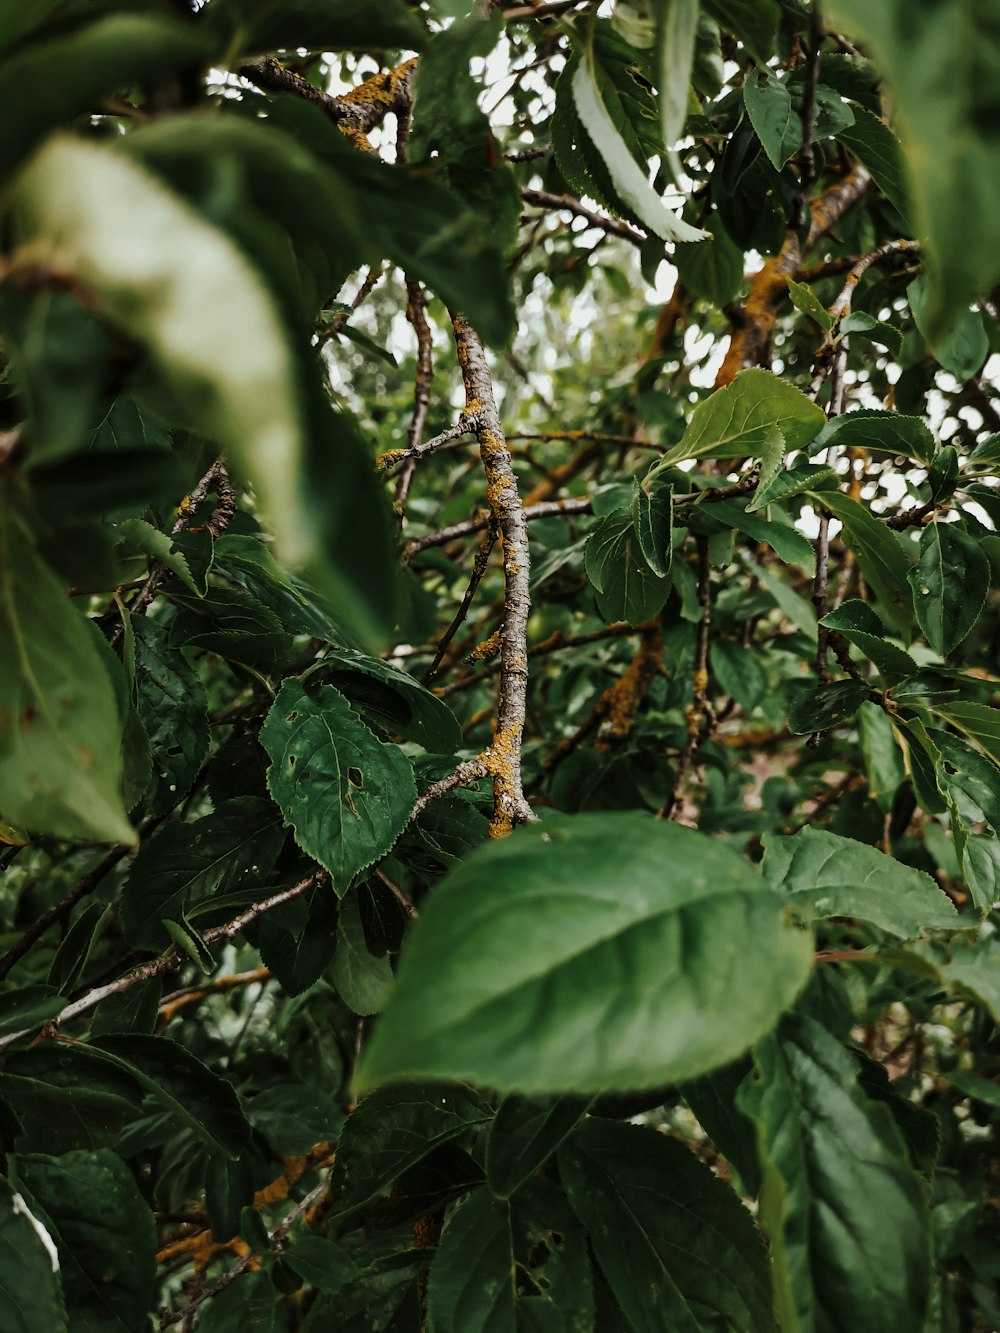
left=120, top=799, right=286, bottom=951
left=908, top=522, right=989, bottom=657
left=0, top=1174, right=66, bottom=1333
left=308, top=648, right=462, bottom=753
left=674, top=213, right=745, bottom=307
left=572, top=33, right=707, bottom=243
left=761, top=826, right=959, bottom=936
left=809, top=411, right=935, bottom=465
left=838, top=103, right=909, bottom=215
left=744, top=67, right=800, bottom=169
left=260, top=679, right=417, bottom=893
left=356, top=812, right=812, bottom=1096
left=0, top=13, right=208, bottom=180
left=909, top=275, right=989, bottom=382
left=6, top=134, right=395, bottom=642
left=86, top=1036, right=251, bottom=1159
left=0, top=482, right=132, bottom=844
left=131, top=615, right=209, bottom=819
left=826, top=0, right=1000, bottom=336
left=14, top=1150, right=154, bottom=1333
left=585, top=505, right=672, bottom=623
left=328, top=1084, right=493, bottom=1215
left=653, top=0, right=700, bottom=176
left=485, top=1094, right=588, bottom=1201
left=702, top=0, right=779, bottom=64
left=331, top=895, right=395, bottom=1016
left=660, top=369, right=825, bottom=467
left=808, top=490, right=912, bottom=640
left=737, top=1013, right=932, bottom=1333
left=559, top=1117, right=775, bottom=1333
left=943, top=936, right=1000, bottom=1024
left=426, top=1179, right=593, bottom=1333
left=931, top=700, right=1000, bottom=768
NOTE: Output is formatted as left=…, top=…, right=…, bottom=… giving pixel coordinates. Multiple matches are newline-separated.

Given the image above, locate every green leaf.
left=744, top=68, right=800, bottom=170
left=708, top=498, right=816, bottom=571
left=87, top=1035, right=251, bottom=1159
left=308, top=648, right=462, bottom=753
left=247, top=1083, right=342, bottom=1156
left=826, top=0, right=1000, bottom=336
left=196, top=1271, right=279, bottom=1333
left=702, top=0, right=779, bottom=64
left=47, top=904, right=110, bottom=996
left=118, top=519, right=211, bottom=597
left=120, top=800, right=286, bottom=951
left=332, top=895, right=395, bottom=1016
left=931, top=700, right=1000, bottom=768
left=485, top=1095, right=588, bottom=1201
left=356, top=812, right=813, bottom=1096
left=674, top=213, right=745, bottom=307
left=0, top=482, right=133, bottom=844
left=572, top=44, right=707, bottom=244
left=748, top=461, right=835, bottom=513
left=761, top=826, right=959, bottom=935
left=653, top=0, right=700, bottom=176
left=558, top=1117, right=775, bottom=1333
left=131, top=615, right=209, bottom=819
left=260, top=679, right=417, bottom=893
left=908, top=522, right=989, bottom=657
left=909, top=275, right=988, bottom=382
left=709, top=638, right=769, bottom=713
left=787, top=680, right=869, bottom=734
left=426, top=1179, right=594, bottom=1333
left=14, top=1149, right=155, bottom=1333
left=6, top=134, right=394, bottom=639
left=283, top=1237, right=359, bottom=1296
left=754, top=563, right=818, bottom=641
left=0, top=1174, right=66, bottom=1333
left=584, top=506, right=672, bottom=623
left=958, top=835, right=1000, bottom=916
left=633, top=474, right=673, bottom=577
left=204, top=0, right=426, bottom=55
left=681, top=1059, right=762, bottom=1196
left=942, top=935, right=1000, bottom=1024
left=786, top=278, right=833, bottom=330
left=838, top=102, right=909, bottom=215
left=819, top=603, right=919, bottom=680
left=808, top=490, right=913, bottom=640
left=858, top=700, right=906, bottom=812
left=927, top=727, right=1000, bottom=835
left=737, top=1013, right=932, bottom=1333
left=810, top=410, right=936, bottom=464
left=258, top=888, right=338, bottom=998
left=660, top=369, right=826, bottom=467
left=328, top=1083, right=492, bottom=1214
left=839, top=310, right=904, bottom=356
left=0, top=14, right=209, bottom=181
left=0, top=988, right=65, bottom=1040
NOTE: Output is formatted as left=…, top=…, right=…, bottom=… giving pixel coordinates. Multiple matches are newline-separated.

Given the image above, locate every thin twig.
left=403, top=496, right=592, bottom=559
left=796, top=1, right=824, bottom=216
left=0, top=870, right=328, bottom=1053
left=660, top=537, right=711, bottom=821
left=377, top=418, right=474, bottom=476
left=397, top=277, right=435, bottom=512
left=424, top=521, right=498, bottom=681
left=520, top=187, right=645, bottom=246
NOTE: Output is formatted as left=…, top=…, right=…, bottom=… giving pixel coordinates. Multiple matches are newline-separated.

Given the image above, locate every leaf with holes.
left=260, top=679, right=417, bottom=893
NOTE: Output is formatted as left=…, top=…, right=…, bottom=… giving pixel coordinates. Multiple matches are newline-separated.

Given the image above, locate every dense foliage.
left=1, top=0, right=999, bottom=1328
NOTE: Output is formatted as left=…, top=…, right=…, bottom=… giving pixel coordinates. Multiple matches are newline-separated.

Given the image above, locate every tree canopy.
left=1, top=0, right=999, bottom=1329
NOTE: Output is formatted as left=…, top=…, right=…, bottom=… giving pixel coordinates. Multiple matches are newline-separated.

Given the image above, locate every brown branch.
left=660, top=537, right=711, bottom=820
left=0, top=870, right=328, bottom=1053
left=520, top=187, right=645, bottom=246
left=715, top=164, right=872, bottom=388
left=450, top=314, right=534, bottom=835
left=158, top=968, right=270, bottom=1025
left=239, top=57, right=417, bottom=152
left=506, top=429, right=662, bottom=452
left=423, top=521, right=498, bottom=681
left=377, top=418, right=474, bottom=475
left=397, top=277, right=435, bottom=512
left=403, top=496, right=592, bottom=559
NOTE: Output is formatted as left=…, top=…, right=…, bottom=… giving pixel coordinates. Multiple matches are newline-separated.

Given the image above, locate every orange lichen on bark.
left=715, top=165, right=872, bottom=388
left=595, top=627, right=664, bottom=751
left=337, top=58, right=417, bottom=152
left=468, top=628, right=501, bottom=663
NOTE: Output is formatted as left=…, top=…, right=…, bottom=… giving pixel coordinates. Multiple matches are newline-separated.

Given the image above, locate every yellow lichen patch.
left=595, top=629, right=663, bottom=751
left=376, top=448, right=406, bottom=471
left=468, top=629, right=501, bottom=663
